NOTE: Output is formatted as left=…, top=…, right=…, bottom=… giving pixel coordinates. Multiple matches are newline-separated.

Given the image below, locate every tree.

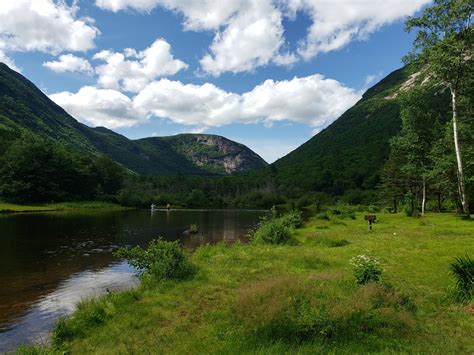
left=0, top=136, right=97, bottom=202
left=380, top=87, right=443, bottom=215
left=429, top=123, right=460, bottom=211
left=405, top=0, right=473, bottom=214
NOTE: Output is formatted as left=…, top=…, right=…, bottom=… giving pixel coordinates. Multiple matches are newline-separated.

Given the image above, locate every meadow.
left=21, top=211, right=473, bottom=354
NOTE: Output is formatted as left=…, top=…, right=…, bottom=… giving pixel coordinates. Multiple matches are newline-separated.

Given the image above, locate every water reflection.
left=0, top=262, right=137, bottom=350
left=0, top=209, right=267, bottom=352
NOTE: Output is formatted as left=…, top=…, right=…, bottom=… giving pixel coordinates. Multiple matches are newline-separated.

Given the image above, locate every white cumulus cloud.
left=55, top=73, right=360, bottom=129
left=200, top=1, right=286, bottom=76
left=289, top=0, right=430, bottom=60
left=95, top=0, right=241, bottom=30
left=94, top=0, right=430, bottom=76
left=43, top=54, right=93, bottom=74
left=241, top=74, right=360, bottom=127
left=50, top=86, right=147, bottom=128
left=0, top=0, right=98, bottom=54
left=93, top=39, right=188, bottom=92
left=134, top=80, right=243, bottom=126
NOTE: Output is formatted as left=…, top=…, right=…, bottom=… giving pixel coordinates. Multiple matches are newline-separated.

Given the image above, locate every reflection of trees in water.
left=0, top=210, right=266, bottom=332
left=0, top=212, right=126, bottom=328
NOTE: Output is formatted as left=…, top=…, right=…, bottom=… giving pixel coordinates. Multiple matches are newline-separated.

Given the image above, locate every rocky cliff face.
left=158, top=134, right=268, bottom=174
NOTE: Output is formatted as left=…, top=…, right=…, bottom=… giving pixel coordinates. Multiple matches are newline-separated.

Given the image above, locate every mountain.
left=0, top=63, right=267, bottom=175
left=271, top=65, right=449, bottom=196
left=142, top=134, right=267, bottom=174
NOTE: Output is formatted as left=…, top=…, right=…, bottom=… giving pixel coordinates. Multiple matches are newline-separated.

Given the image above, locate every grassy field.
left=0, top=201, right=130, bottom=214
left=22, top=212, right=473, bottom=354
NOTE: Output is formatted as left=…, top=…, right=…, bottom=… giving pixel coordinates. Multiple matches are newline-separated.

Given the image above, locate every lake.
left=0, top=209, right=268, bottom=352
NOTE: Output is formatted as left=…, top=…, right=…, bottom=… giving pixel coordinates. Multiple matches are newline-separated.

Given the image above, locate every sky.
left=0, top=0, right=431, bottom=163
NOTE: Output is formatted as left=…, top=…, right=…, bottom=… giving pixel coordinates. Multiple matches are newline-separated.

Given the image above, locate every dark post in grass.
left=364, top=215, right=376, bottom=230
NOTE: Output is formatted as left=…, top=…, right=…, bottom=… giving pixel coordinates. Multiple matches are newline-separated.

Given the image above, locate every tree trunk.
left=451, top=86, right=470, bottom=215
left=437, top=192, right=442, bottom=212
left=421, top=177, right=426, bottom=215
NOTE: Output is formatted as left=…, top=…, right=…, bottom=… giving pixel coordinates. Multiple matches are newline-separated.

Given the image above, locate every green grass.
left=0, top=201, right=130, bottom=214
left=22, top=213, right=474, bottom=354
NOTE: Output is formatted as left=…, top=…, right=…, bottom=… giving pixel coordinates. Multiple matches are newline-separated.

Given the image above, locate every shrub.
left=250, top=219, right=292, bottom=245
left=368, top=205, right=381, bottom=213
left=279, top=211, right=303, bottom=228
left=115, top=239, right=192, bottom=281
left=296, top=196, right=312, bottom=209
left=350, top=255, right=382, bottom=284
left=402, top=192, right=419, bottom=217
left=328, top=204, right=357, bottom=219
left=315, top=212, right=330, bottom=220
left=235, top=276, right=415, bottom=343
left=450, top=254, right=473, bottom=300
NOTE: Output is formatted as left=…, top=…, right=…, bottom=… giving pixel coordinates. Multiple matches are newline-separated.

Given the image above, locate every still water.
left=0, top=209, right=267, bottom=352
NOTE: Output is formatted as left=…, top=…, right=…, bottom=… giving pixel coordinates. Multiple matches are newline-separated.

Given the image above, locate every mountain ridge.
left=0, top=62, right=267, bottom=175
left=270, top=65, right=422, bottom=195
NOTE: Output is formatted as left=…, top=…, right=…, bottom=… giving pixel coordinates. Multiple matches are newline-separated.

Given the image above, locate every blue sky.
left=0, top=0, right=430, bottom=162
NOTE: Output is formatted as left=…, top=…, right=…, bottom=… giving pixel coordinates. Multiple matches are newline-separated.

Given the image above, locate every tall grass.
left=235, top=275, right=416, bottom=342
left=450, top=254, right=473, bottom=300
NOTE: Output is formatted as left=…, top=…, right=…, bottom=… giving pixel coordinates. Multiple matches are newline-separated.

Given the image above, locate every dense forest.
left=0, top=0, right=472, bottom=213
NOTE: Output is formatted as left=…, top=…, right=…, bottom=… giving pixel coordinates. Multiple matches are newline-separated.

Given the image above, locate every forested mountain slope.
left=271, top=65, right=450, bottom=196
left=0, top=63, right=266, bottom=175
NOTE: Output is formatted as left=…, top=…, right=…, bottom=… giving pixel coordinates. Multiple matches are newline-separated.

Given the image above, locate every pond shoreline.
left=0, top=202, right=132, bottom=214
left=0, top=201, right=272, bottom=215
left=0, top=208, right=268, bottom=352
left=19, top=212, right=474, bottom=354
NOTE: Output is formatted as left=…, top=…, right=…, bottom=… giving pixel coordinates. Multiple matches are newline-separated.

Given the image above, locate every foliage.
left=315, top=212, right=330, bottom=220
left=404, top=0, right=473, bottom=214
left=115, top=239, right=193, bottom=281
left=270, top=67, right=411, bottom=197
left=404, top=0, right=473, bottom=88
left=234, top=191, right=285, bottom=209
left=350, top=255, right=383, bottom=284
left=329, top=204, right=357, bottom=219
left=380, top=86, right=448, bottom=215
left=0, top=135, right=125, bottom=203
left=279, top=210, right=303, bottom=228
left=450, top=254, right=473, bottom=300
left=250, top=218, right=292, bottom=245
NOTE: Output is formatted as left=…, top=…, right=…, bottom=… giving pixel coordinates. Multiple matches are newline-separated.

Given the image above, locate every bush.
left=450, top=254, right=473, bottom=300
left=368, top=205, right=381, bottom=213
left=315, top=212, right=330, bottom=220
left=250, top=219, right=292, bottom=245
left=350, top=255, right=382, bottom=284
left=296, top=196, right=312, bottom=209
left=115, top=239, right=193, bottom=281
left=235, top=276, right=416, bottom=342
left=328, top=204, right=356, bottom=219
left=279, top=211, right=303, bottom=228
left=402, top=192, right=419, bottom=217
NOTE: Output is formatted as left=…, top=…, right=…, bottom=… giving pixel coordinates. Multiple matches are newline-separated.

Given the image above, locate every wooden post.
left=364, top=215, right=376, bottom=231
